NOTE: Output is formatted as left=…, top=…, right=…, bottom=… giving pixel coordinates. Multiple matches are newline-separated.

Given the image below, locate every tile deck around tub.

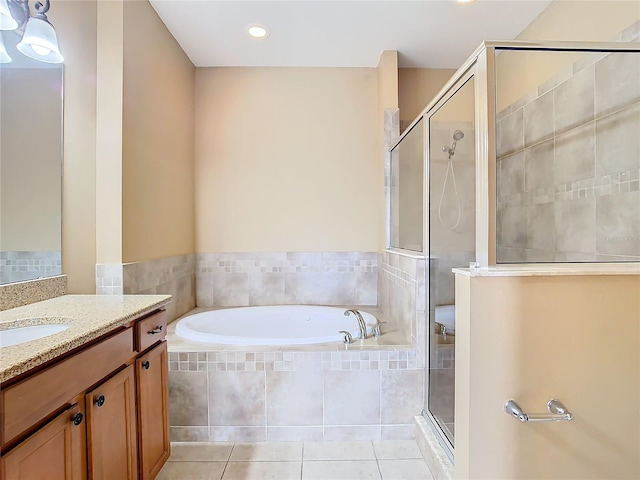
left=157, top=440, right=434, bottom=480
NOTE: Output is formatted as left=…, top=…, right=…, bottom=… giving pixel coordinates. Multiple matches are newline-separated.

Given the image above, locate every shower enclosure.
left=388, top=39, right=639, bottom=460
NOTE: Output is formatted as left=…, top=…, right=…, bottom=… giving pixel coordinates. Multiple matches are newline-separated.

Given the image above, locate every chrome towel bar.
left=504, top=399, right=573, bottom=422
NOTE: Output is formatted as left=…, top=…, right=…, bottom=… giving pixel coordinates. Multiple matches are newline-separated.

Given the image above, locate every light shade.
left=0, top=0, right=18, bottom=30
left=0, top=32, right=11, bottom=63
left=17, top=15, right=63, bottom=63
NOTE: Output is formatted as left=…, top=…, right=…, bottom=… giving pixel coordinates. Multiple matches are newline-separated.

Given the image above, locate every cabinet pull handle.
left=72, top=412, right=84, bottom=426
left=148, top=326, right=163, bottom=335
left=142, top=360, right=150, bottom=370
left=95, top=395, right=105, bottom=407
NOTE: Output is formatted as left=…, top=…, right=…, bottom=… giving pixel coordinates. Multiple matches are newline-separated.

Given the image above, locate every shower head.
left=443, top=130, right=465, bottom=159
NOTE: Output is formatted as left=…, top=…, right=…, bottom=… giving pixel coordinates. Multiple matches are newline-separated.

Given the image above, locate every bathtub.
left=174, top=305, right=377, bottom=346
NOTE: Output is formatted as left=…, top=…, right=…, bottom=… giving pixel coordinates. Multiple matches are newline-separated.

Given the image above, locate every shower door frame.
left=388, top=39, right=640, bottom=463
left=422, top=64, right=479, bottom=460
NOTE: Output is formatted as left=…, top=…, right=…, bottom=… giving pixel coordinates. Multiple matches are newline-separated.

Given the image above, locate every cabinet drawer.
left=1, top=328, right=134, bottom=447
left=136, top=310, right=167, bottom=352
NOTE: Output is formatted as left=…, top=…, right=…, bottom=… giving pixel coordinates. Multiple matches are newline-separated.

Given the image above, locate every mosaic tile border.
left=168, top=350, right=420, bottom=372
left=197, top=252, right=376, bottom=274
left=498, top=168, right=640, bottom=207
left=0, top=251, right=62, bottom=284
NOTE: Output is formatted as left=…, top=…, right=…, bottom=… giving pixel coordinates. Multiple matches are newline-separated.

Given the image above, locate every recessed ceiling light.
left=246, top=24, right=269, bottom=39
left=457, top=0, right=476, bottom=3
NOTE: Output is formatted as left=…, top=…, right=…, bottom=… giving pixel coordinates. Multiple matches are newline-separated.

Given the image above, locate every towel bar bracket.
left=504, top=399, right=573, bottom=423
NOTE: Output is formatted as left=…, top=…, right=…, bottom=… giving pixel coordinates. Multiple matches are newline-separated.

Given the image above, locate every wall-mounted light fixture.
left=0, top=0, right=63, bottom=64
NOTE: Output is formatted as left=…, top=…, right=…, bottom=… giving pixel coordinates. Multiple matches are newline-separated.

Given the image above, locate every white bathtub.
left=174, top=305, right=376, bottom=346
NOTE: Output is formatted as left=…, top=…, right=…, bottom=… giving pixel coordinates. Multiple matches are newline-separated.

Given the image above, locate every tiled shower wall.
left=0, top=251, right=62, bottom=284
left=96, top=253, right=195, bottom=321
left=377, top=250, right=426, bottom=367
left=496, top=41, right=640, bottom=262
left=195, top=252, right=377, bottom=307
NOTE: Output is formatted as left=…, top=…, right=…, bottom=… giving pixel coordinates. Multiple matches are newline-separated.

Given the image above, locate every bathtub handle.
left=370, top=321, right=386, bottom=338
left=339, top=331, right=355, bottom=344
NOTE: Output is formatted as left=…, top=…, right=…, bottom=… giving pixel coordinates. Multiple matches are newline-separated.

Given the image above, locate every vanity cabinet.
left=0, top=403, right=86, bottom=480
left=136, top=342, right=170, bottom=480
left=0, top=308, right=170, bottom=480
left=86, top=365, right=138, bottom=480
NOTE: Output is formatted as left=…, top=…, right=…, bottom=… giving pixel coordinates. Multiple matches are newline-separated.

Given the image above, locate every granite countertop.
left=0, top=294, right=172, bottom=383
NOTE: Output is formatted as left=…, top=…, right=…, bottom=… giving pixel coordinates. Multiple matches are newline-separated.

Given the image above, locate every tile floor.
left=157, top=440, right=434, bottom=480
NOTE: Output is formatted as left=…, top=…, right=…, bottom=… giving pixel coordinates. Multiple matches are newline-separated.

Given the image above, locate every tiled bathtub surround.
left=196, top=252, right=377, bottom=307
left=96, top=254, right=195, bottom=321
left=167, top=349, right=423, bottom=442
left=496, top=47, right=640, bottom=263
left=384, top=108, right=400, bottom=249
left=377, top=250, right=426, bottom=367
left=95, top=263, right=124, bottom=295
left=0, top=251, right=62, bottom=284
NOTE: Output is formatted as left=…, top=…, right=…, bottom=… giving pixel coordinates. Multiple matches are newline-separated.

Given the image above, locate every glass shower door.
left=424, top=75, right=476, bottom=448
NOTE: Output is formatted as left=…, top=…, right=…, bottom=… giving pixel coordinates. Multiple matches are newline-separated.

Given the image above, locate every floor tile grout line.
left=372, top=440, right=384, bottom=480
left=163, top=440, right=429, bottom=479
left=218, top=442, right=235, bottom=479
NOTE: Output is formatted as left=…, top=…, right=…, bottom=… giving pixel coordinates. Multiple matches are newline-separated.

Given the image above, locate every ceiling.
left=149, top=0, right=552, bottom=69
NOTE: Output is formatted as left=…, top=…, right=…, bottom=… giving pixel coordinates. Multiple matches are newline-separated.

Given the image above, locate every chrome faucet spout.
left=344, top=309, right=367, bottom=340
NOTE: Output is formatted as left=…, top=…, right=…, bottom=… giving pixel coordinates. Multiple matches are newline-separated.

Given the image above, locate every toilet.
left=435, top=304, right=455, bottom=334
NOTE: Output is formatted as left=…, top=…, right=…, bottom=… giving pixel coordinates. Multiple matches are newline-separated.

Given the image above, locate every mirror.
left=0, top=30, right=63, bottom=285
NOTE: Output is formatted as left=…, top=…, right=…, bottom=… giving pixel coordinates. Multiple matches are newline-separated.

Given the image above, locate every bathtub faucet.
left=344, top=309, right=367, bottom=340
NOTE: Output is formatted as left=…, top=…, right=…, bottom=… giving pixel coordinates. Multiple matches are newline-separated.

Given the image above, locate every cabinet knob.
left=142, top=360, right=150, bottom=370
left=72, top=412, right=84, bottom=426
left=148, top=326, right=163, bottom=335
left=95, top=394, right=105, bottom=407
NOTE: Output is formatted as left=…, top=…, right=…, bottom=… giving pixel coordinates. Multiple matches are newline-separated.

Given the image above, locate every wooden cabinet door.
left=136, top=341, right=170, bottom=479
left=86, top=365, right=137, bottom=480
left=1, top=403, right=86, bottom=480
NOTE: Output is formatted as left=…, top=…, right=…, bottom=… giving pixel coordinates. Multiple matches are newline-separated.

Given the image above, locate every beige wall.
left=51, top=0, right=193, bottom=290
left=195, top=67, right=378, bottom=253
left=455, top=274, right=640, bottom=479
left=377, top=51, right=398, bottom=112
left=398, top=68, right=455, bottom=128
left=52, top=0, right=98, bottom=293
left=1, top=68, right=62, bottom=251
left=95, top=0, right=123, bottom=265
left=122, top=0, right=195, bottom=263
left=497, top=0, right=640, bottom=110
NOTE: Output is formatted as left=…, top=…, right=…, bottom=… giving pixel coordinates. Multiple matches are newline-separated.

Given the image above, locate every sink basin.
left=0, top=324, right=71, bottom=348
